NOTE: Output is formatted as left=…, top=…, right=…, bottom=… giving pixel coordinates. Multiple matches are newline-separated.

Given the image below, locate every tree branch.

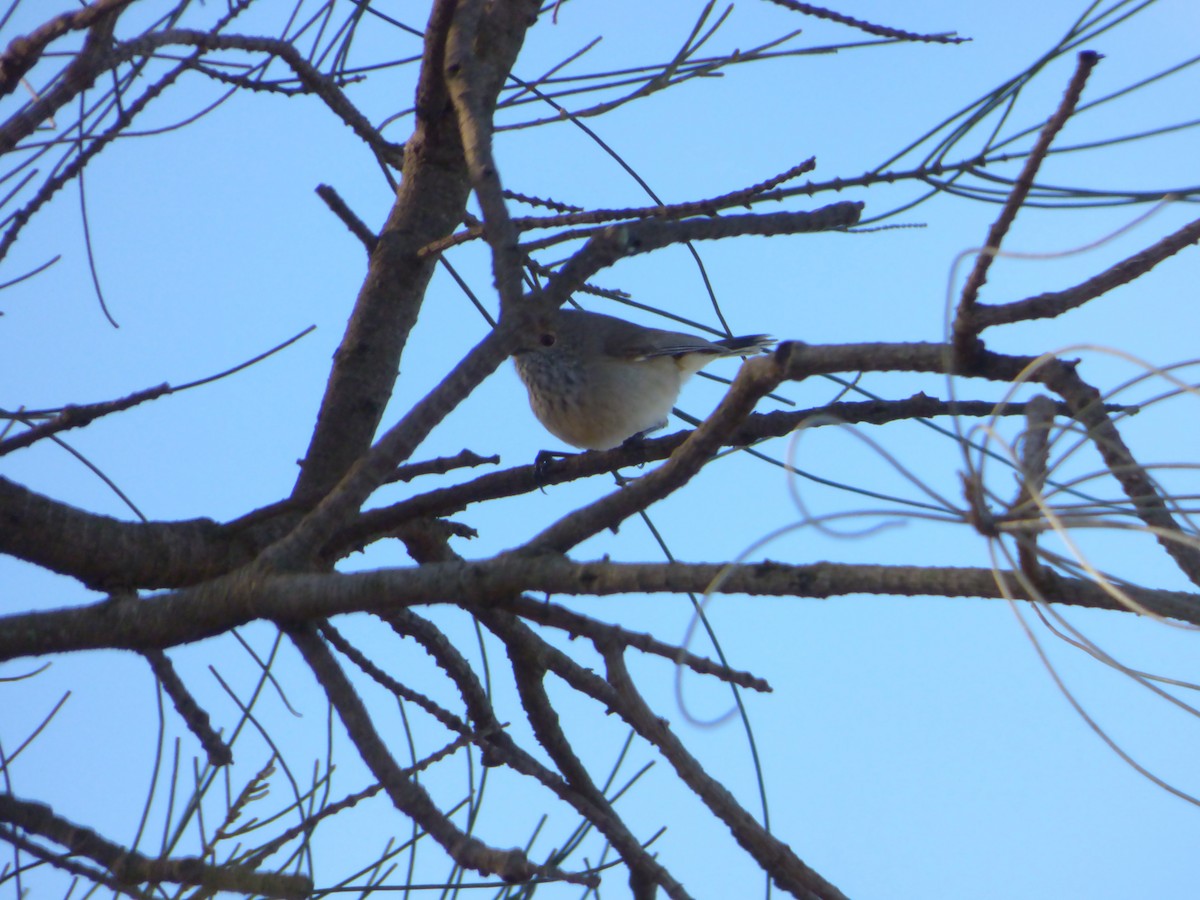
left=0, top=476, right=256, bottom=590
left=0, top=794, right=310, bottom=899
left=284, top=621, right=593, bottom=887
left=0, top=0, right=127, bottom=148
left=972, top=213, right=1200, bottom=329
left=952, top=51, right=1101, bottom=360
left=334, top=395, right=1091, bottom=557
left=290, top=0, right=541, bottom=502
left=538, top=202, right=863, bottom=312
left=3, top=557, right=1194, bottom=662
left=601, top=642, right=848, bottom=900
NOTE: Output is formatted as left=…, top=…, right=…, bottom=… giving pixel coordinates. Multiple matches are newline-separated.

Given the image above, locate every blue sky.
left=3, top=1, right=1199, bottom=898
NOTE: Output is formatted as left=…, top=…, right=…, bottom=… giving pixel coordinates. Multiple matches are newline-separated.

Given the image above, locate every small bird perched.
left=513, top=308, right=773, bottom=450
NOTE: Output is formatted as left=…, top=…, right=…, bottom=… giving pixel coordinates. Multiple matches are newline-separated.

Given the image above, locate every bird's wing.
left=612, top=327, right=726, bottom=361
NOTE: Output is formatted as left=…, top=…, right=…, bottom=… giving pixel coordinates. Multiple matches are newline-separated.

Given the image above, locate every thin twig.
left=0, top=794, right=311, bottom=899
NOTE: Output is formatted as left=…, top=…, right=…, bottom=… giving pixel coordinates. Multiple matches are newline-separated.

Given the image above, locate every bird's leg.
left=619, top=431, right=651, bottom=468
left=533, top=448, right=574, bottom=490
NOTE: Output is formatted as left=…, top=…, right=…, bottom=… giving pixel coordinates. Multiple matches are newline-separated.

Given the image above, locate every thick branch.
left=0, top=476, right=257, bottom=590
left=291, top=0, right=469, bottom=498
left=0, top=389, right=1079, bottom=591
left=293, top=0, right=538, bottom=498
left=3, top=558, right=1193, bottom=662
left=444, top=0, right=538, bottom=312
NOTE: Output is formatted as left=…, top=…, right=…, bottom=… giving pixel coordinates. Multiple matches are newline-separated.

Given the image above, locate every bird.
left=513, top=307, right=773, bottom=451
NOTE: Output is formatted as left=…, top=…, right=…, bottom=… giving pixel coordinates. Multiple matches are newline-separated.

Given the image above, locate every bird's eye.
left=539, top=332, right=556, bottom=347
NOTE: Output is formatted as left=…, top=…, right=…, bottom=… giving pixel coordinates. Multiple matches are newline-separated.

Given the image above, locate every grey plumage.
left=513, top=308, right=773, bottom=450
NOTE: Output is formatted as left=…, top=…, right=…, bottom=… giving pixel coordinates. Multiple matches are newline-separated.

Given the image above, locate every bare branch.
left=0, top=475, right=254, bottom=590
left=142, top=648, right=233, bottom=767
left=763, top=0, right=966, bottom=44
left=3, top=557, right=1194, bottom=663
left=0, top=0, right=129, bottom=118
left=0, top=794, right=311, bottom=899
left=118, top=29, right=404, bottom=167
left=953, top=51, right=1102, bottom=359
left=315, top=183, right=377, bottom=253
left=538, top=202, right=863, bottom=311
left=284, top=622, right=595, bottom=887
left=600, top=643, right=848, bottom=900
left=973, top=213, right=1200, bottom=328
left=338, top=395, right=1092, bottom=554
left=443, top=0, right=538, bottom=312
left=291, top=0, right=536, bottom=500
